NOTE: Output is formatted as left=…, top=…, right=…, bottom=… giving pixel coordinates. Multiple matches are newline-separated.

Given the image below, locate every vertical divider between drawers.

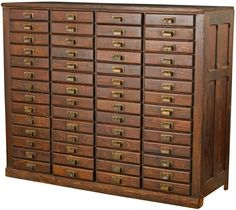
left=49, top=9, right=52, bottom=173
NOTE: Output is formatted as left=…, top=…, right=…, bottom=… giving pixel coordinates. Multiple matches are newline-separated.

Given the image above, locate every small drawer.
left=144, top=117, right=192, bottom=132
left=144, top=154, right=191, bottom=171
left=52, top=95, right=93, bottom=109
left=97, top=50, right=141, bottom=64
left=10, top=44, right=49, bottom=57
left=145, top=40, right=194, bottom=53
left=53, top=165, right=93, bottom=181
left=52, top=119, right=93, bottom=134
left=12, top=114, right=50, bottom=128
left=144, top=104, right=192, bottom=119
left=97, top=100, right=141, bottom=115
left=96, top=160, right=140, bottom=176
left=145, top=79, right=193, bottom=93
left=144, top=142, right=191, bottom=158
left=96, top=124, right=140, bottom=140
left=97, top=111, right=141, bottom=127
left=52, top=59, right=94, bottom=72
left=53, top=153, right=94, bottom=169
left=52, top=47, right=93, bottom=60
left=51, top=35, right=93, bottom=48
left=11, top=68, right=49, bottom=81
left=97, top=25, right=141, bottom=38
left=97, top=37, right=141, bottom=50
left=145, top=66, right=193, bottom=81
left=10, top=9, right=49, bottom=21
left=143, top=178, right=190, bottom=195
left=96, top=136, right=140, bottom=152
left=145, top=92, right=193, bottom=107
left=97, top=63, right=141, bottom=76
left=12, top=158, right=50, bottom=173
left=11, top=56, right=49, bottom=69
left=52, top=130, right=93, bottom=145
left=10, top=21, right=49, bottom=33
left=96, top=148, right=140, bottom=164
left=52, top=11, right=93, bottom=22
left=144, top=129, right=192, bottom=146
left=97, top=87, right=140, bottom=102
left=10, top=33, right=49, bottom=45
left=52, top=107, right=93, bottom=121
left=52, top=84, right=93, bottom=97
left=52, top=71, right=93, bottom=85
left=12, top=125, right=50, bottom=140
left=12, top=147, right=50, bottom=162
left=143, top=166, right=190, bottom=183
left=11, top=80, right=49, bottom=93
left=145, top=14, right=194, bottom=26
left=97, top=75, right=141, bottom=89
left=12, top=136, right=50, bottom=151
left=53, top=142, right=93, bottom=157
left=52, top=23, right=93, bottom=35
left=145, top=28, right=194, bottom=40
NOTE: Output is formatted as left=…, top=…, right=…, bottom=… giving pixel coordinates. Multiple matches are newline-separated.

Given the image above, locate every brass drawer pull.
left=161, top=134, right=173, bottom=142
left=67, top=111, right=78, bottom=118
left=66, top=75, right=77, bottom=82
left=67, top=145, right=77, bottom=154
left=113, top=40, right=125, bottom=48
left=24, top=36, right=34, bottom=44
left=24, top=105, right=35, bottom=114
left=66, top=123, right=78, bottom=131
left=112, top=152, right=123, bottom=160
left=24, top=71, right=35, bottom=79
left=113, top=103, right=124, bottom=111
left=112, top=140, right=123, bottom=148
left=162, top=30, right=176, bottom=37
left=66, top=63, right=77, bottom=69
left=162, top=17, right=176, bottom=24
left=66, top=98, right=78, bottom=106
left=24, top=48, right=34, bottom=55
left=113, top=29, right=125, bottom=36
left=161, top=108, right=173, bottom=116
left=24, top=59, right=34, bottom=66
left=162, top=70, right=174, bottom=77
left=26, top=163, right=36, bottom=171
left=24, top=83, right=34, bottom=91
left=25, top=118, right=35, bottom=125
left=66, top=50, right=77, bottom=57
left=163, top=44, right=176, bottom=52
left=162, top=58, right=175, bottom=65
left=66, top=14, right=77, bottom=21
left=25, top=129, right=36, bottom=137
left=160, top=172, right=172, bottom=180
left=162, top=83, right=175, bottom=90
left=112, top=54, right=125, bottom=61
left=161, top=96, right=173, bottom=103
left=112, top=16, right=124, bottom=22
left=112, top=79, right=124, bottom=86
left=161, top=147, right=172, bottom=155
left=67, top=134, right=79, bottom=143
left=68, top=170, right=77, bottom=178
left=23, top=24, right=33, bottom=31
left=112, top=91, right=123, bottom=98
left=161, top=121, right=174, bottom=129
left=161, top=160, right=172, bottom=168
left=24, top=94, right=35, bottom=102
left=112, top=165, right=123, bottom=173
left=112, top=129, right=124, bottom=137
left=112, top=176, right=122, bottom=185
left=67, top=157, right=78, bottom=166
left=23, top=12, right=34, bottom=19
left=66, top=26, right=77, bottom=32
left=112, top=66, right=124, bottom=73
left=66, top=38, right=77, bottom=45
left=26, top=140, right=35, bottom=147
left=25, top=151, right=36, bottom=159
left=66, top=87, right=78, bottom=95
left=160, top=183, right=172, bottom=192
left=112, top=115, right=124, bottom=123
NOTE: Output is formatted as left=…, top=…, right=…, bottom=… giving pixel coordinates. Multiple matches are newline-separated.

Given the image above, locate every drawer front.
left=53, top=165, right=93, bottom=181
left=11, top=56, right=49, bottom=68
left=52, top=23, right=93, bottom=35
left=10, top=33, right=49, bottom=45
left=53, top=142, right=93, bottom=157
left=96, top=12, right=141, bottom=25
left=52, top=11, right=93, bottom=22
left=10, top=9, right=49, bottom=21
left=53, top=153, right=94, bottom=169
left=10, top=21, right=49, bottom=33
left=12, top=91, right=49, bottom=104
left=11, top=68, right=49, bottom=81
left=52, top=130, right=93, bottom=145
left=10, top=45, right=49, bottom=57
left=96, top=160, right=140, bottom=176
left=11, top=80, right=49, bottom=93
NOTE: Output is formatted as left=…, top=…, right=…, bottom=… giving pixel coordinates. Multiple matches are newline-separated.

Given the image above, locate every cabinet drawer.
left=52, top=71, right=93, bottom=85
left=11, top=56, right=49, bottom=68
left=53, top=153, right=94, bottom=169
left=143, top=166, right=190, bottom=183
left=96, top=136, right=140, bottom=152
left=10, top=44, right=49, bottom=57
left=52, top=35, right=93, bottom=48
left=52, top=11, right=93, bottom=22
left=10, top=33, right=49, bottom=45
left=144, top=154, right=191, bottom=171
left=10, top=21, right=49, bottom=33
left=97, top=50, right=141, bottom=64
left=53, top=130, right=93, bottom=146
left=97, top=111, right=141, bottom=127
left=143, top=178, right=190, bottom=195
left=96, top=160, right=140, bottom=176
left=11, top=68, right=49, bottom=81
left=52, top=23, right=93, bottom=35
left=52, top=84, right=93, bottom=97
left=12, top=125, right=50, bottom=140
left=12, top=158, right=50, bottom=173
left=145, top=28, right=194, bottom=40
left=12, top=114, right=50, bottom=128
left=96, top=124, right=140, bottom=140
left=12, top=136, right=50, bottom=151
left=53, top=142, right=93, bottom=157
left=10, top=9, right=49, bottom=21
left=52, top=119, right=93, bottom=134
left=97, top=171, right=140, bottom=188
left=12, top=147, right=50, bottom=162
left=53, top=165, right=93, bottom=181
left=97, top=37, right=141, bottom=51
left=96, top=148, right=140, bottom=164
left=11, top=80, right=49, bottom=93
left=52, top=107, right=93, bottom=121
left=97, top=100, right=141, bottom=115
left=144, top=142, right=191, bottom=158
left=145, top=14, right=194, bottom=26
left=97, top=87, right=140, bottom=102
left=97, top=25, right=141, bottom=38
left=145, top=66, right=193, bottom=81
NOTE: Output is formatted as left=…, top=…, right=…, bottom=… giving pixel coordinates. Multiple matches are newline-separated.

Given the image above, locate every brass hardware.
left=66, top=63, right=77, bottom=69
left=23, top=12, right=34, bottom=19
left=23, top=24, right=33, bottom=31
left=26, top=140, right=35, bottom=147
left=112, top=176, right=122, bottom=185
left=67, top=111, right=78, bottom=118
left=24, top=83, right=34, bottom=91
left=24, top=106, right=34, bottom=114
left=25, top=151, right=35, bottom=159
left=162, top=30, right=176, bottom=37
left=24, top=71, right=35, bottom=79
left=68, top=170, right=77, bottom=178
left=112, top=29, right=125, bottom=36
left=66, top=38, right=77, bottom=45
left=112, top=140, right=123, bottom=148
left=66, top=50, right=77, bottom=57
left=161, top=96, right=174, bottom=103
left=160, top=172, right=172, bottom=180
left=67, top=146, right=77, bottom=154
left=66, top=98, right=78, bottom=106
left=112, top=91, right=123, bottom=98
left=112, top=54, right=124, bottom=61
left=112, top=16, right=124, bottom=22
left=112, top=115, right=124, bottom=123
left=163, top=44, right=176, bottom=52
left=25, top=118, right=35, bottom=125
left=66, top=26, right=77, bottom=32
left=25, top=129, right=36, bottom=137
left=162, top=69, right=174, bottom=77
left=162, top=58, right=175, bottom=65
left=162, top=83, right=175, bottom=90
left=66, top=87, right=78, bottom=95
left=161, top=160, right=172, bottom=168
left=112, top=79, right=124, bottom=86
left=160, top=183, right=172, bottom=192
left=113, top=104, right=124, bottom=111
left=24, top=94, right=35, bottom=102
left=26, top=163, right=35, bottom=171
left=67, top=135, right=79, bottom=143
left=23, top=36, right=34, bottom=44
left=112, top=66, right=124, bottom=73
left=113, top=41, right=125, bottom=48
left=162, top=17, right=176, bottom=24
left=112, top=165, right=123, bottom=173
left=66, top=75, right=77, bottom=82
left=66, top=14, right=77, bottom=21
left=112, top=129, right=124, bottom=137
left=112, top=152, right=123, bottom=160
left=67, top=157, right=78, bottom=166
left=161, top=134, right=173, bottom=142
left=161, top=121, right=174, bottom=129
left=66, top=123, right=78, bottom=131
left=24, top=59, right=34, bottom=66
left=161, top=147, right=172, bottom=155
left=161, top=108, right=173, bottom=116
left=24, top=48, right=34, bottom=55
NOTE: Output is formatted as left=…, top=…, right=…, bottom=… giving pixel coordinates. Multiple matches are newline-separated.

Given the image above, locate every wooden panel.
left=10, top=21, right=49, bottom=33
left=10, top=44, right=49, bottom=57
left=52, top=23, right=93, bottom=35
left=10, top=33, right=49, bottom=45
left=11, top=56, right=49, bottom=69
left=11, top=91, right=49, bottom=104
left=11, top=80, right=49, bottom=93
left=11, top=68, right=49, bottom=81
left=207, top=25, right=217, bottom=70
left=51, top=11, right=93, bottom=22
left=10, top=9, right=49, bottom=20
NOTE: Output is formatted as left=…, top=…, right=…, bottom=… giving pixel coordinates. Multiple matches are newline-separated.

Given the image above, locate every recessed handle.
left=23, top=24, right=33, bottom=31
left=26, top=163, right=36, bottom=171
left=24, top=129, right=36, bottom=137
left=66, top=123, right=79, bottom=131
left=112, top=176, right=123, bottom=185
left=113, top=40, right=125, bottom=48
left=160, top=134, right=173, bottom=142
left=162, top=69, right=174, bottom=77
left=112, top=29, right=125, bottom=36
left=162, top=30, right=176, bottom=37
left=161, top=96, right=174, bottom=103
left=68, top=170, right=77, bottom=178
left=24, top=105, right=35, bottom=114
left=67, top=134, right=79, bottom=143
left=112, top=91, right=123, bottom=98
left=112, top=79, right=124, bottom=86
left=67, top=145, right=77, bottom=154
left=112, top=115, right=124, bottom=123
left=66, top=38, right=77, bottom=45
left=66, top=50, right=77, bottom=57
left=160, top=172, right=172, bottom=180
left=112, top=129, right=124, bottom=137
left=66, top=75, right=77, bottom=82
left=24, top=36, right=34, bottom=43
left=161, top=108, right=174, bottom=116
left=162, top=58, right=175, bottom=65
left=24, top=94, right=35, bottom=102
left=163, top=44, right=176, bottom=52
left=162, top=17, right=176, bottom=24
left=67, top=110, right=78, bottom=119
left=112, top=16, right=124, bottom=22
left=160, top=147, right=172, bottom=155
left=112, top=152, right=123, bottom=160
left=112, top=66, right=124, bottom=73
left=66, top=14, right=77, bottom=21
left=25, top=118, right=35, bottom=125
left=66, top=98, right=78, bottom=106
left=162, top=83, right=175, bottom=90
left=112, top=165, right=123, bottom=173
left=161, top=121, right=174, bottom=129
left=66, top=87, right=78, bottom=95
left=66, top=63, right=77, bottom=69
left=161, top=160, right=172, bottom=168
left=24, top=71, right=35, bottom=79
left=23, top=12, right=34, bottom=19
left=112, top=140, right=123, bottom=148
left=160, top=183, right=172, bottom=192
left=67, top=157, right=78, bottom=166
left=24, top=59, right=34, bottom=66
left=26, top=140, right=35, bottom=147
left=24, top=48, right=34, bottom=55
left=66, top=26, right=77, bottom=32
left=25, top=151, right=36, bottom=159
left=113, top=103, right=124, bottom=111
left=112, top=54, right=125, bottom=61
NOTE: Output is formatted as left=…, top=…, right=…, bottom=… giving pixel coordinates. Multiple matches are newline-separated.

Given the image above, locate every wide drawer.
left=96, top=148, right=140, bottom=164
left=52, top=23, right=93, bottom=35
left=53, top=165, right=93, bottom=181
left=53, top=153, right=94, bottom=169
left=53, top=142, right=93, bottom=157
left=10, top=33, right=49, bottom=45
left=11, top=56, right=49, bottom=68
left=51, top=11, right=93, bottom=22
left=10, top=9, right=49, bottom=21
left=11, top=68, right=49, bottom=81
left=96, top=160, right=140, bottom=176
left=10, top=44, right=49, bottom=57
left=10, top=21, right=49, bottom=33
left=11, top=80, right=49, bottom=93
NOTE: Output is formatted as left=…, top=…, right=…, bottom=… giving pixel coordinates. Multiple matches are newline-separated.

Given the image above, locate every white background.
left=0, top=0, right=235, bottom=209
